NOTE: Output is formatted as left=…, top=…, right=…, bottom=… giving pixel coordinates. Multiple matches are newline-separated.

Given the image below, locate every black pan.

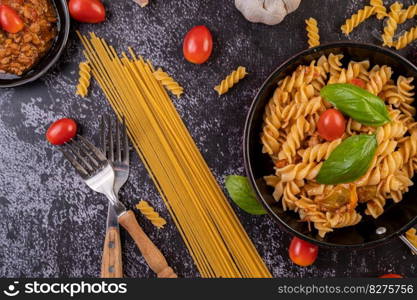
left=0, top=0, right=70, bottom=88
left=243, top=42, right=417, bottom=249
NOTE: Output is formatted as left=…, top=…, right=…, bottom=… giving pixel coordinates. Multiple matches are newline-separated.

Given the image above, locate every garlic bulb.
left=235, top=0, right=301, bottom=25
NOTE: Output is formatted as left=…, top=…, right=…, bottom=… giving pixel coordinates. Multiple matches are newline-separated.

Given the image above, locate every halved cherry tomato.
left=183, top=25, right=213, bottom=64
left=46, top=118, right=78, bottom=145
left=379, top=274, right=403, bottom=278
left=0, top=5, right=24, bottom=34
left=69, top=0, right=105, bottom=24
left=289, top=237, right=319, bottom=267
left=349, top=78, right=366, bottom=89
left=317, top=109, right=346, bottom=141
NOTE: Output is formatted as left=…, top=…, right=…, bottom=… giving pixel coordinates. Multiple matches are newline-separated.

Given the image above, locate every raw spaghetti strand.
left=77, top=32, right=271, bottom=278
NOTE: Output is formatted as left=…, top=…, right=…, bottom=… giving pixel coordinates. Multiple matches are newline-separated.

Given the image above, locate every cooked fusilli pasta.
left=136, top=200, right=167, bottom=229
left=341, top=6, right=376, bottom=35
left=262, top=54, right=417, bottom=237
left=214, top=66, right=247, bottom=95
left=305, top=18, right=320, bottom=48
left=153, top=68, right=184, bottom=98
left=76, top=62, right=91, bottom=98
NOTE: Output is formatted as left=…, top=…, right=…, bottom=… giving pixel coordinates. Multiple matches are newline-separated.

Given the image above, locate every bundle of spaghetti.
left=77, top=32, right=271, bottom=278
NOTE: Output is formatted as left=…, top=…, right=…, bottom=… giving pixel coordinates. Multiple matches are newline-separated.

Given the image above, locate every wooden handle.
left=119, top=210, right=177, bottom=278
left=101, top=226, right=123, bottom=278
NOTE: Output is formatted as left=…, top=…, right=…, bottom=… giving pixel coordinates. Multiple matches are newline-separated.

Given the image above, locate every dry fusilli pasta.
left=153, top=68, right=184, bottom=98
left=214, top=66, right=247, bottom=95
left=370, top=0, right=387, bottom=19
left=394, top=25, right=417, bottom=50
left=341, top=6, right=375, bottom=35
left=305, top=18, right=320, bottom=48
left=136, top=200, right=167, bottom=229
left=76, top=62, right=91, bottom=98
left=381, top=2, right=402, bottom=46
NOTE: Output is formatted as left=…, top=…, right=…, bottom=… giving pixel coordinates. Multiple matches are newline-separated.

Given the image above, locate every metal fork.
left=99, top=116, right=129, bottom=278
left=100, top=116, right=177, bottom=278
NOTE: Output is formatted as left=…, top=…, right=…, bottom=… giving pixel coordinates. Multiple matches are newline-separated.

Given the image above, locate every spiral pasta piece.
left=305, top=18, right=320, bottom=48
left=326, top=210, right=362, bottom=228
left=153, top=68, right=184, bottom=98
left=370, top=0, right=387, bottom=19
left=214, top=66, right=247, bottom=95
left=399, top=133, right=417, bottom=162
left=397, top=76, right=415, bottom=104
left=278, top=117, right=310, bottom=162
left=280, top=96, right=322, bottom=128
left=298, top=139, right=342, bottom=163
left=76, top=62, right=91, bottom=98
left=341, top=6, right=375, bottom=35
left=366, top=65, right=392, bottom=95
left=398, top=3, right=417, bottom=24
left=261, top=101, right=282, bottom=156
left=377, top=171, right=413, bottom=201
left=277, top=161, right=323, bottom=183
left=282, top=181, right=302, bottom=211
left=382, top=2, right=402, bottom=46
left=365, top=193, right=386, bottom=218
left=296, top=197, right=333, bottom=237
left=394, top=25, right=417, bottom=50
left=376, top=121, right=407, bottom=143
left=136, top=200, right=167, bottom=229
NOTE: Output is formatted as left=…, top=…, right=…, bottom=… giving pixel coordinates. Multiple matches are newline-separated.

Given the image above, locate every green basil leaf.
left=316, top=134, right=377, bottom=184
left=320, top=84, right=390, bottom=126
left=225, top=175, right=267, bottom=215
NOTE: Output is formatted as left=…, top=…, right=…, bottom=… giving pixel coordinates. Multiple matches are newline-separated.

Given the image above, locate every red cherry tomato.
left=379, top=274, right=403, bottom=278
left=349, top=78, right=366, bottom=89
left=317, top=109, right=346, bottom=141
left=183, top=25, right=213, bottom=64
left=0, top=5, right=24, bottom=34
left=46, top=118, right=78, bottom=145
left=69, top=0, right=105, bottom=24
left=289, top=237, right=319, bottom=267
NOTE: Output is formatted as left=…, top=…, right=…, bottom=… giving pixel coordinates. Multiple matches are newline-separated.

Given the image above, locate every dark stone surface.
left=0, top=0, right=416, bottom=278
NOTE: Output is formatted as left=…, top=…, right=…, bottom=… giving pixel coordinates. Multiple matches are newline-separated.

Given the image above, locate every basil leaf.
left=316, top=134, right=377, bottom=184
left=320, top=84, right=390, bottom=126
left=225, top=175, right=267, bottom=215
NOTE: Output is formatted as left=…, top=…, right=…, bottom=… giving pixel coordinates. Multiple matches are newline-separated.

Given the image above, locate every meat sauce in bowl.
left=0, top=0, right=57, bottom=76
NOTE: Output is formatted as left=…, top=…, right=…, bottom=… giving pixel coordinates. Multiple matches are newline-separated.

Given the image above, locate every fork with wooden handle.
left=60, top=134, right=176, bottom=278
left=101, top=116, right=177, bottom=278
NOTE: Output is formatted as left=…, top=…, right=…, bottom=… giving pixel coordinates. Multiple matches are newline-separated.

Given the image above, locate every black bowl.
left=244, top=42, right=417, bottom=248
left=0, top=0, right=70, bottom=88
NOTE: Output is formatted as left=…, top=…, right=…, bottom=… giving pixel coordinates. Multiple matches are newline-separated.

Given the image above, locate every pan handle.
left=399, top=234, right=417, bottom=255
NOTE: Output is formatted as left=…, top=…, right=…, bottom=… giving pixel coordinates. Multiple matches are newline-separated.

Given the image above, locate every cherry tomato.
left=46, top=118, right=78, bottom=145
left=0, top=5, right=24, bottom=34
left=69, top=0, right=105, bottom=24
left=379, top=274, right=403, bottom=278
left=183, top=25, right=213, bottom=64
left=349, top=78, right=366, bottom=89
left=317, top=109, right=346, bottom=141
left=289, top=237, right=319, bottom=267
